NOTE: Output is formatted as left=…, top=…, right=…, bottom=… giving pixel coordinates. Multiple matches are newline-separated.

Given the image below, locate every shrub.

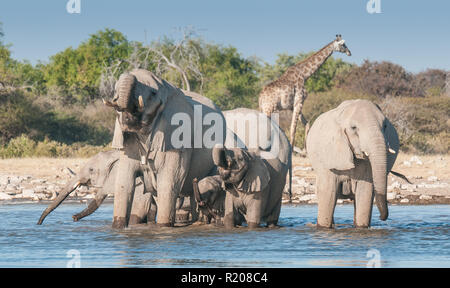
left=0, top=135, right=109, bottom=158
left=335, top=60, right=423, bottom=98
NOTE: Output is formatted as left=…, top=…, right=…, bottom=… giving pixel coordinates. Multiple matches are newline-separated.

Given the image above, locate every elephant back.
left=223, top=108, right=291, bottom=167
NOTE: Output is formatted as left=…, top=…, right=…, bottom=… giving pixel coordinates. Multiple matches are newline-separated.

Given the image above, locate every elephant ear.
left=147, top=81, right=192, bottom=158
left=384, top=118, right=399, bottom=172
left=237, top=156, right=270, bottom=194
left=309, top=114, right=354, bottom=171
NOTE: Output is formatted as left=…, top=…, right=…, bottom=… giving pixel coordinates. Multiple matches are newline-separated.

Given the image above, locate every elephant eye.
left=351, top=125, right=357, bottom=130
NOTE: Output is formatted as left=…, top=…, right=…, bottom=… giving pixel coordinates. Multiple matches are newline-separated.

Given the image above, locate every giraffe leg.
left=289, top=105, right=300, bottom=147
left=290, top=86, right=306, bottom=147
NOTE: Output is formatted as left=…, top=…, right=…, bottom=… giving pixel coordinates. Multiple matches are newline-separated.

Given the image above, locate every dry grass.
left=0, top=158, right=89, bottom=178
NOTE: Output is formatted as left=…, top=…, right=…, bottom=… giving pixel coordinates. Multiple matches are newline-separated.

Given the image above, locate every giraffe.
left=259, top=35, right=352, bottom=148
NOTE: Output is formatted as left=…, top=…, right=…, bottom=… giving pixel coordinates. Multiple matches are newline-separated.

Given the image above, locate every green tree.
left=44, top=28, right=131, bottom=103
left=199, top=44, right=260, bottom=110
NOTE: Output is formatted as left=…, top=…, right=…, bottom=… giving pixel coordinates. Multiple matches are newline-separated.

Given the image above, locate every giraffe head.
left=333, top=34, right=351, bottom=56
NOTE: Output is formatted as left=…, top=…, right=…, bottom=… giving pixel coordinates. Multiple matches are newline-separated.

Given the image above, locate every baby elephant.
left=192, top=176, right=245, bottom=226
left=210, top=146, right=286, bottom=229
left=37, top=150, right=155, bottom=225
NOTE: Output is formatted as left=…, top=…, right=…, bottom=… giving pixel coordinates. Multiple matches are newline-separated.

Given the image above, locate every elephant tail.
left=390, top=170, right=412, bottom=184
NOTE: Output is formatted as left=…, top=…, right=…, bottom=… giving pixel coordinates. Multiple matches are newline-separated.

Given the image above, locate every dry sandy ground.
left=0, top=153, right=448, bottom=204
left=290, top=153, right=450, bottom=205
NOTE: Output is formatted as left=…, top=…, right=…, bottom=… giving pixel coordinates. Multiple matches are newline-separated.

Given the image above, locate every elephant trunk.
left=37, top=179, right=82, bottom=225
left=116, top=73, right=137, bottom=111
left=192, top=178, right=205, bottom=207
left=367, top=127, right=389, bottom=221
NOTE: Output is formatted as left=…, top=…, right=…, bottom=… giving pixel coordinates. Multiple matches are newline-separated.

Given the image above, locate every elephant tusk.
left=72, top=181, right=81, bottom=190
left=388, top=147, right=396, bottom=154
left=363, top=151, right=369, bottom=157
left=138, top=95, right=144, bottom=112
left=102, top=98, right=117, bottom=108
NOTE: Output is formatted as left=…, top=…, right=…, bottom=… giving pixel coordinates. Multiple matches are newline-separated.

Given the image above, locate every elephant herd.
left=37, top=69, right=401, bottom=229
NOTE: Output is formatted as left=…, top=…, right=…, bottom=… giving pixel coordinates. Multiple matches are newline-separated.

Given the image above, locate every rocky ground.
left=0, top=154, right=448, bottom=205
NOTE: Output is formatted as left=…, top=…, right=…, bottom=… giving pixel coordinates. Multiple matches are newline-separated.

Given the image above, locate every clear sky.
left=0, top=0, right=449, bottom=72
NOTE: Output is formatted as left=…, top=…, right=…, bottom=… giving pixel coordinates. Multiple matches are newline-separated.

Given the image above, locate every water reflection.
left=0, top=203, right=448, bottom=267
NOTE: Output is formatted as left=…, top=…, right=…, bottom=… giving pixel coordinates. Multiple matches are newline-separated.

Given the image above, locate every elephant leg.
left=129, top=184, right=152, bottom=225
left=265, top=199, right=282, bottom=227
left=147, top=196, right=157, bottom=224
left=316, top=171, right=339, bottom=228
left=354, top=180, right=374, bottom=228
left=246, top=199, right=262, bottom=229
left=72, top=193, right=107, bottom=222
left=189, top=196, right=199, bottom=223
left=155, top=150, right=190, bottom=227
left=224, top=193, right=235, bottom=229
left=112, top=154, right=139, bottom=229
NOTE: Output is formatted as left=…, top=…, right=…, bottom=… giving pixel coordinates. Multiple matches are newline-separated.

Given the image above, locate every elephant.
left=103, top=69, right=226, bottom=228
left=192, top=108, right=291, bottom=228
left=37, top=150, right=155, bottom=225
left=210, top=146, right=288, bottom=229
left=192, top=176, right=245, bottom=226
left=222, top=108, right=292, bottom=199
left=306, top=99, right=400, bottom=228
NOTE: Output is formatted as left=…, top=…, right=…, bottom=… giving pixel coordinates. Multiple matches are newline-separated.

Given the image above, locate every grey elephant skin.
left=211, top=147, right=285, bottom=229
left=194, top=109, right=291, bottom=228
left=37, top=150, right=154, bottom=225
left=104, top=69, right=226, bottom=228
left=306, top=99, right=399, bottom=228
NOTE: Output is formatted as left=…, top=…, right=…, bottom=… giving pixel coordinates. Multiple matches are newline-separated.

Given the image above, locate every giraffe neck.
left=290, top=41, right=335, bottom=81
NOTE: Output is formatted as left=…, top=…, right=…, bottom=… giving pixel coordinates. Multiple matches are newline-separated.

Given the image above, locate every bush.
left=335, top=60, right=424, bottom=98
left=0, top=135, right=108, bottom=158
left=0, top=90, right=113, bottom=146
left=290, top=90, right=449, bottom=154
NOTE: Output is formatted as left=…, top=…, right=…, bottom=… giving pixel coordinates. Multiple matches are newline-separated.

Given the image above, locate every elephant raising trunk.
left=103, top=73, right=137, bottom=112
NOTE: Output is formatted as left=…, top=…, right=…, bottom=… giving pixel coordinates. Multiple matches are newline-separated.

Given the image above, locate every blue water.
left=0, top=203, right=448, bottom=267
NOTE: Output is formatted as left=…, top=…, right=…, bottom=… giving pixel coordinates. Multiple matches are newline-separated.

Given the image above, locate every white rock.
left=409, top=156, right=423, bottom=165
left=427, top=176, right=438, bottom=182
left=299, top=194, right=316, bottom=202
left=390, top=181, right=401, bottom=189
left=22, top=189, right=35, bottom=198
left=0, top=192, right=13, bottom=200
left=336, top=199, right=344, bottom=204
left=403, top=161, right=411, bottom=167
left=400, top=184, right=409, bottom=190
left=387, top=192, right=397, bottom=200
left=34, top=193, right=48, bottom=200
left=34, top=185, right=47, bottom=192
left=9, top=177, right=23, bottom=184
left=400, top=198, right=410, bottom=203
left=0, top=176, right=9, bottom=185
left=419, top=195, right=433, bottom=200
left=30, top=179, right=46, bottom=184
left=5, top=184, right=18, bottom=191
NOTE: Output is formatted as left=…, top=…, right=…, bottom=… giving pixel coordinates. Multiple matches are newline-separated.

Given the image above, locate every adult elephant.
left=104, top=69, right=226, bottom=228
left=222, top=108, right=292, bottom=197
left=37, top=150, right=155, bottom=225
left=193, top=108, right=292, bottom=228
left=306, top=99, right=399, bottom=228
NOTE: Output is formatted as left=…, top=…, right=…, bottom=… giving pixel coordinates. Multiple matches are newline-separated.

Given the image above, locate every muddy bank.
left=0, top=154, right=448, bottom=205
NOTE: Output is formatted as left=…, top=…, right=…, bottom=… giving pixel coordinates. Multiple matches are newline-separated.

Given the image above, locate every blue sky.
left=0, top=0, right=449, bottom=72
